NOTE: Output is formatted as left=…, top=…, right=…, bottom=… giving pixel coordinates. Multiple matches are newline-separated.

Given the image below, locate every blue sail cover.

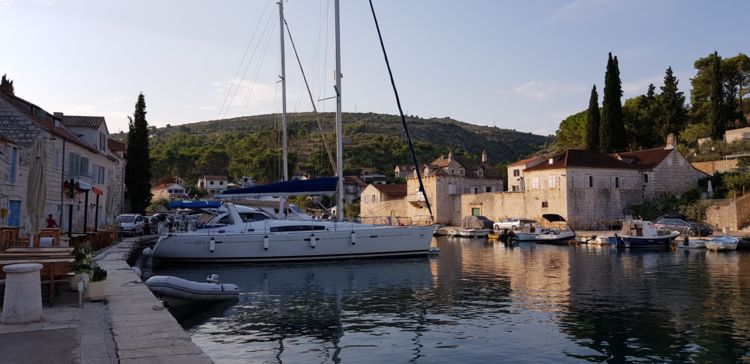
left=168, top=200, right=223, bottom=209
left=217, top=177, right=339, bottom=198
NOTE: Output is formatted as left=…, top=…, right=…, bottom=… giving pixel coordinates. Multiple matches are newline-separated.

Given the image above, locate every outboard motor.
left=207, top=274, right=220, bottom=284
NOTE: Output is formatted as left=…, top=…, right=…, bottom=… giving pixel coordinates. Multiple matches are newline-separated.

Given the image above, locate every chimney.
left=481, top=149, right=487, bottom=163
left=665, top=133, right=676, bottom=150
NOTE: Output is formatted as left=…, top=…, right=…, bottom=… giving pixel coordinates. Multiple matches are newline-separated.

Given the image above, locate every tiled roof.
left=509, top=156, right=542, bottom=167
left=614, top=148, right=672, bottom=169
left=524, top=149, right=638, bottom=172
left=108, top=139, right=127, bottom=152
left=371, top=184, right=407, bottom=196
left=0, top=92, right=97, bottom=152
left=344, top=175, right=367, bottom=186
left=60, top=115, right=105, bottom=129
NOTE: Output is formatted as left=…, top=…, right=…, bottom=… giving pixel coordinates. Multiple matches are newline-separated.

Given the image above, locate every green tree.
left=585, top=85, right=600, bottom=151
left=708, top=52, right=727, bottom=140
left=554, top=110, right=587, bottom=150
left=691, top=52, right=750, bottom=128
left=657, top=66, right=687, bottom=140
left=600, top=52, right=627, bottom=152
left=0, top=74, right=14, bottom=95
left=125, top=93, right=152, bottom=214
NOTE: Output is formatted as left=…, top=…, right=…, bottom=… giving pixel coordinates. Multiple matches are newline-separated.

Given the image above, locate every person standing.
left=46, top=214, right=58, bottom=228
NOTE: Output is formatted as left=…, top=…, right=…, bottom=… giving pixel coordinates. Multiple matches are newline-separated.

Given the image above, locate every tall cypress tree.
left=125, top=93, right=152, bottom=213
left=600, top=52, right=627, bottom=153
left=709, top=52, right=726, bottom=140
left=657, top=66, right=687, bottom=141
left=585, top=85, right=600, bottom=151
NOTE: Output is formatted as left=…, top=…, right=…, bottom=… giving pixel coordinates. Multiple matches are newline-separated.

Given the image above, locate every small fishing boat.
left=145, top=274, right=240, bottom=307
left=614, top=220, right=679, bottom=249
left=448, top=216, right=493, bottom=238
left=677, top=237, right=706, bottom=249
left=533, top=214, right=576, bottom=245
left=704, top=236, right=739, bottom=251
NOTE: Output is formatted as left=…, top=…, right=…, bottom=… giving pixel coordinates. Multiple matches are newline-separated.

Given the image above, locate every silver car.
left=116, top=214, right=145, bottom=236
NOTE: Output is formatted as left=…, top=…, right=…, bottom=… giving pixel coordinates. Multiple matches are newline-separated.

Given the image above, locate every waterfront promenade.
left=0, top=236, right=213, bottom=364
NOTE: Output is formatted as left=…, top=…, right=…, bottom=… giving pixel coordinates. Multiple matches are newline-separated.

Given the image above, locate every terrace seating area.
left=0, top=227, right=119, bottom=306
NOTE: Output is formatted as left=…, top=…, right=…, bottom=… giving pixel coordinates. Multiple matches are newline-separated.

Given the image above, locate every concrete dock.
left=0, top=237, right=213, bottom=364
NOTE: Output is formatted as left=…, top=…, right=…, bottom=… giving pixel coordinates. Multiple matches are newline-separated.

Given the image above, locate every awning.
left=64, top=180, right=104, bottom=195
left=168, top=200, right=223, bottom=209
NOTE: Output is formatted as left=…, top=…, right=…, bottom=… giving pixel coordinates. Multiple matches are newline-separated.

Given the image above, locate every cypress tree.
left=709, top=52, right=726, bottom=140
left=600, top=52, right=627, bottom=153
left=585, top=85, right=600, bottom=151
left=125, top=93, right=152, bottom=213
left=657, top=66, right=687, bottom=141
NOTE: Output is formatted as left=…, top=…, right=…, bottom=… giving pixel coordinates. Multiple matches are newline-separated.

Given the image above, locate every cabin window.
left=615, top=177, right=620, bottom=188
left=218, top=214, right=233, bottom=225
left=270, top=225, right=326, bottom=232
left=588, top=176, right=593, bottom=188
left=239, top=213, right=269, bottom=222
left=643, top=174, right=649, bottom=184
left=541, top=201, right=548, bottom=208
left=513, top=169, right=520, bottom=177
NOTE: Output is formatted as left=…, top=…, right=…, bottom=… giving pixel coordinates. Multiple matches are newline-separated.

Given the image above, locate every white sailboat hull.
left=152, top=224, right=435, bottom=262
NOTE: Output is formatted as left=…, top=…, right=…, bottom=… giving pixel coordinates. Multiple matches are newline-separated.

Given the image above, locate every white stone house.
left=197, top=175, right=228, bottom=195
left=506, top=156, right=543, bottom=192
left=151, top=183, right=187, bottom=200
left=360, top=184, right=408, bottom=220
left=0, top=90, right=122, bottom=233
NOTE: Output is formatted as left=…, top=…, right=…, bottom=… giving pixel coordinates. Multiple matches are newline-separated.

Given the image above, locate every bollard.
left=2, top=263, right=44, bottom=324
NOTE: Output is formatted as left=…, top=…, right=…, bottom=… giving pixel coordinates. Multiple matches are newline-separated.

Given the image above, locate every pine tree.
left=709, top=52, right=726, bottom=140
left=600, top=53, right=627, bottom=152
left=585, top=85, right=600, bottom=151
left=657, top=66, right=687, bottom=141
left=0, top=74, right=14, bottom=95
left=125, top=93, right=152, bottom=213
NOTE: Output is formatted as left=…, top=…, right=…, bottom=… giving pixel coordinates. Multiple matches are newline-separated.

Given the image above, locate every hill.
left=139, top=112, right=552, bottom=185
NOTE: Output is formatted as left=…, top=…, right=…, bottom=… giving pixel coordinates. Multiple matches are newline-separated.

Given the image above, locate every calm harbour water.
left=139, top=237, right=750, bottom=363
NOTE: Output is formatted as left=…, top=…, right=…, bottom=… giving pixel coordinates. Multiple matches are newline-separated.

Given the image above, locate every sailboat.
left=151, top=0, right=435, bottom=262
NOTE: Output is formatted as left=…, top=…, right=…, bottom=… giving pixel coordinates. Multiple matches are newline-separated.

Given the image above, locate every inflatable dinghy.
left=146, top=274, right=239, bottom=307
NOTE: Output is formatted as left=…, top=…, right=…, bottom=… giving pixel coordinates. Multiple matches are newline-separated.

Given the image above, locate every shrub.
left=91, top=265, right=107, bottom=282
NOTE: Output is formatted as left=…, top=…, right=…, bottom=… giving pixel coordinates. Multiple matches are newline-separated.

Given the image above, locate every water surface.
left=139, top=238, right=750, bottom=363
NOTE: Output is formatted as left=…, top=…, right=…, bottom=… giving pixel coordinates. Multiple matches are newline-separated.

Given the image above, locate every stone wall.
left=405, top=174, right=502, bottom=225
left=705, top=194, right=750, bottom=230
left=359, top=185, right=408, bottom=220
left=691, top=159, right=738, bottom=175
left=644, top=149, right=707, bottom=198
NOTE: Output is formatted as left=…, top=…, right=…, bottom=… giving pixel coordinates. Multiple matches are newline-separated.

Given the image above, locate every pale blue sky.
left=1, top=0, right=748, bottom=135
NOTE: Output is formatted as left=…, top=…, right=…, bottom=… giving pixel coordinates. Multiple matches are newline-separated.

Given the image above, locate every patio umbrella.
left=25, top=137, right=47, bottom=245
left=707, top=180, right=714, bottom=197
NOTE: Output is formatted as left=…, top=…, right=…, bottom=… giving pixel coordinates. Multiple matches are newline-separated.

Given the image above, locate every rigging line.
left=284, top=19, right=337, bottom=174
left=224, top=8, right=277, bottom=119
left=241, top=13, right=277, bottom=115
left=216, top=0, right=273, bottom=120
left=368, top=0, right=433, bottom=220
left=318, top=0, right=332, bottom=113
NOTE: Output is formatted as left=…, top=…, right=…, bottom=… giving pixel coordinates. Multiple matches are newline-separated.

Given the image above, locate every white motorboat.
left=704, top=236, right=739, bottom=251
left=145, top=274, right=240, bottom=307
left=151, top=202, right=435, bottom=262
left=533, top=214, right=576, bottom=245
left=448, top=228, right=491, bottom=238
left=677, top=237, right=707, bottom=249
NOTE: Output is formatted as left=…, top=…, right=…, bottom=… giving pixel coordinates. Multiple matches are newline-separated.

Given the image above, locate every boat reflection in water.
left=139, top=237, right=750, bottom=363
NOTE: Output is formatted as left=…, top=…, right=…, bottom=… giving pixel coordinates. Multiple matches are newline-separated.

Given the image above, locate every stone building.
left=360, top=184, right=408, bottom=221
left=0, top=90, right=122, bottom=233
left=197, top=175, right=228, bottom=195
left=394, top=164, right=415, bottom=178
left=506, top=156, right=543, bottom=192
left=343, top=175, right=366, bottom=203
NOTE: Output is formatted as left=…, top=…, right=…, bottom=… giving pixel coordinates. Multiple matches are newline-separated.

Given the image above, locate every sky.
left=1, top=0, right=748, bottom=136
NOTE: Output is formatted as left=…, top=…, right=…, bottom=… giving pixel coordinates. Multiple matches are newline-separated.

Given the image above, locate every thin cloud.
left=208, top=78, right=293, bottom=119
left=511, top=81, right=587, bottom=100
left=622, top=75, right=662, bottom=96
left=545, top=0, right=614, bottom=24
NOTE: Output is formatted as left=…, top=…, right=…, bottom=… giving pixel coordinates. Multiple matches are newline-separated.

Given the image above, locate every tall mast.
left=334, top=0, right=344, bottom=221
left=278, top=1, right=288, bottom=181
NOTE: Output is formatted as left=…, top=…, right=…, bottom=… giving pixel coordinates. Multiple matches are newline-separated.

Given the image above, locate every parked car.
left=654, top=217, right=713, bottom=236
left=116, top=214, right=145, bottom=236
left=494, top=218, right=535, bottom=231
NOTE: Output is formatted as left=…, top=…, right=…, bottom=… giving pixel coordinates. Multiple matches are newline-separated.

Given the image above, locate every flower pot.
left=69, top=273, right=90, bottom=291
left=86, top=280, right=107, bottom=301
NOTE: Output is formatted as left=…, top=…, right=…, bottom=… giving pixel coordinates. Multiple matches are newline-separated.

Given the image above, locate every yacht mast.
left=278, top=0, right=288, bottom=181
left=334, top=0, right=344, bottom=221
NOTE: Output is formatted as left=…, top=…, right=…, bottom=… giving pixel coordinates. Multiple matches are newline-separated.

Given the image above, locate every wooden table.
left=0, top=258, right=74, bottom=306
left=0, top=252, right=74, bottom=260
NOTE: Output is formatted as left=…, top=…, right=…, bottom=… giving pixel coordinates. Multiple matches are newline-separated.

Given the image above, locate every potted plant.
left=86, top=265, right=107, bottom=301
left=69, top=243, right=92, bottom=291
